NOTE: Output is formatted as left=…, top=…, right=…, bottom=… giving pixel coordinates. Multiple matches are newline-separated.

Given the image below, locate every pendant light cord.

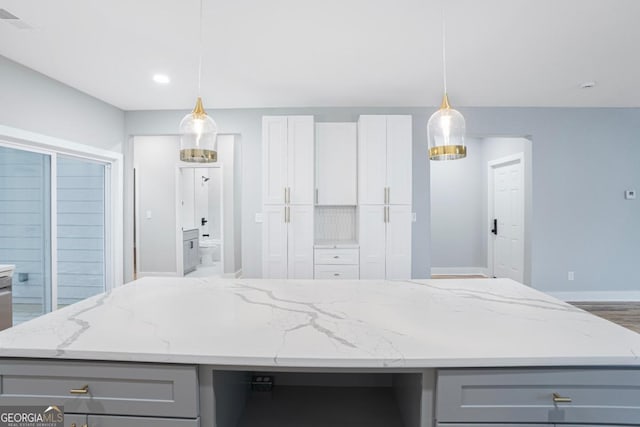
left=441, top=3, right=447, bottom=95
left=197, top=0, right=203, bottom=96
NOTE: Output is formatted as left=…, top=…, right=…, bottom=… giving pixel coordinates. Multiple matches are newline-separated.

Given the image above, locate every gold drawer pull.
left=552, top=392, right=572, bottom=403
left=333, top=256, right=339, bottom=259
left=70, top=384, right=89, bottom=394
left=71, top=424, right=76, bottom=427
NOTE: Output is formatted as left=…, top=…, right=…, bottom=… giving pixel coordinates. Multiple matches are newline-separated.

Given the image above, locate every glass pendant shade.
left=427, top=94, right=466, bottom=160
left=179, top=97, right=218, bottom=163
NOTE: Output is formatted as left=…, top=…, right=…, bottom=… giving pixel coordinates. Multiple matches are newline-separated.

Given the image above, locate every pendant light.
left=427, top=4, right=466, bottom=161
left=180, top=0, right=218, bottom=163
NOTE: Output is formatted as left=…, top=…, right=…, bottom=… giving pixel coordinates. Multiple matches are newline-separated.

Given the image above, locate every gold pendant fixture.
left=179, top=0, right=218, bottom=163
left=427, top=4, right=466, bottom=161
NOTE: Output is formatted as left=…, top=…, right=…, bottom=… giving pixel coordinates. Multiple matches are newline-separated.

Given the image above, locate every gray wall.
left=0, top=56, right=125, bottom=152
left=127, top=107, right=640, bottom=294
left=133, top=136, right=179, bottom=275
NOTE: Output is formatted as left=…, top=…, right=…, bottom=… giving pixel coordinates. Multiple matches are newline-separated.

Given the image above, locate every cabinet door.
left=358, top=115, right=387, bottom=205
left=358, top=205, right=386, bottom=279
left=262, top=205, right=287, bottom=279
left=262, top=116, right=288, bottom=205
left=386, top=115, right=412, bottom=205
left=385, top=205, right=412, bottom=279
left=287, top=116, right=314, bottom=205
left=316, top=123, right=357, bottom=205
left=287, top=205, right=314, bottom=279
left=88, top=415, right=198, bottom=427
left=65, top=414, right=87, bottom=427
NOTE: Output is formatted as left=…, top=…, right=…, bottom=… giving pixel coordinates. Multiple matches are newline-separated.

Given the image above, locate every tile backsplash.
left=315, top=206, right=357, bottom=242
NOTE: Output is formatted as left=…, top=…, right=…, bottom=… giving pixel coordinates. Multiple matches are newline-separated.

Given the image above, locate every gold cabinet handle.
left=286, top=206, right=290, bottom=223
left=333, top=256, right=339, bottom=259
left=287, top=187, right=291, bottom=204
left=552, top=392, right=572, bottom=403
left=70, top=384, right=89, bottom=394
left=71, top=424, right=76, bottom=427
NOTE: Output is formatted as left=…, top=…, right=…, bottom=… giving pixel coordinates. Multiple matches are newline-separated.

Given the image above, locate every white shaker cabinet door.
left=315, top=122, right=357, bottom=205
left=262, top=205, right=288, bottom=279
left=385, top=205, right=412, bottom=280
left=386, top=115, right=412, bottom=205
left=358, top=115, right=387, bottom=205
left=358, top=205, right=386, bottom=279
left=287, top=205, right=314, bottom=279
left=262, top=116, right=288, bottom=205
left=287, top=116, right=315, bottom=205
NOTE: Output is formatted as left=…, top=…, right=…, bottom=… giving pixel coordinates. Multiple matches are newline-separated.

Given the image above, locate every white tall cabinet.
left=358, top=115, right=412, bottom=279
left=262, top=116, right=314, bottom=279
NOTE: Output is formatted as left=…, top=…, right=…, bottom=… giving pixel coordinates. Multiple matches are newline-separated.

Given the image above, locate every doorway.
left=430, top=136, right=531, bottom=284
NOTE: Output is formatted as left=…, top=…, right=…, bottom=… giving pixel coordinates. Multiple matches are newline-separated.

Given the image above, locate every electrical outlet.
left=568, top=271, right=575, bottom=281
left=625, top=190, right=636, bottom=200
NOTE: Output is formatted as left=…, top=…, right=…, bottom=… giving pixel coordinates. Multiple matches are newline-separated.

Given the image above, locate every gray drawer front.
left=65, top=414, right=87, bottom=427
left=437, top=368, right=640, bottom=425
left=88, top=415, right=199, bottom=427
left=0, top=360, right=198, bottom=418
left=437, top=424, right=547, bottom=427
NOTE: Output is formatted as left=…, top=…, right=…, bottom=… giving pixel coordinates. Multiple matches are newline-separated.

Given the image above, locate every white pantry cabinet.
left=262, top=116, right=314, bottom=205
left=359, top=205, right=412, bottom=279
left=262, top=116, right=314, bottom=279
left=315, top=122, right=357, bottom=205
left=358, top=115, right=412, bottom=279
left=358, top=115, right=412, bottom=205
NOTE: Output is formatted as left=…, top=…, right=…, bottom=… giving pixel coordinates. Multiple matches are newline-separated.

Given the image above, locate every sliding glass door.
left=0, top=145, right=108, bottom=324
left=0, top=146, right=52, bottom=323
left=57, top=155, right=106, bottom=308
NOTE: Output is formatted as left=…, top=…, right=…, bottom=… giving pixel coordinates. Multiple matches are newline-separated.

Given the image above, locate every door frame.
left=487, top=153, right=525, bottom=281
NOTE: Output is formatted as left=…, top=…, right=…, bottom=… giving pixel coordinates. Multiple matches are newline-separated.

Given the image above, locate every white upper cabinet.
left=262, top=116, right=314, bottom=205
left=315, top=123, right=357, bottom=205
left=358, top=115, right=412, bottom=205
left=386, top=115, right=412, bottom=205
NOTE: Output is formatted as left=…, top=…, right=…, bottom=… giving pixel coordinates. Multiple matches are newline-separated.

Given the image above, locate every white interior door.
left=490, top=156, right=524, bottom=283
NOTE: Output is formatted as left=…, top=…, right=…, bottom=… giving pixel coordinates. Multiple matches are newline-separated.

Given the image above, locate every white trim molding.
left=431, top=267, right=490, bottom=277
left=549, top=291, right=640, bottom=302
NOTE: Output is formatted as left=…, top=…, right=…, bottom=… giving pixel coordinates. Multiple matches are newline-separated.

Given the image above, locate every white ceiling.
left=1, top=0, right=639, bottom=110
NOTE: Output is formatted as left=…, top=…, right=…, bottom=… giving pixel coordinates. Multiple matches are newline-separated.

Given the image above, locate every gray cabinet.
left=436, top=368, right=640, bottom=426
left=183, top=229, right=199, bottom=274
left=0, top=360, right=199, bottom=424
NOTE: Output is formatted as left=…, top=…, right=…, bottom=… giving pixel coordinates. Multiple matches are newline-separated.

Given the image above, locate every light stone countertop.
left=0, top=277, right=639, bottom=368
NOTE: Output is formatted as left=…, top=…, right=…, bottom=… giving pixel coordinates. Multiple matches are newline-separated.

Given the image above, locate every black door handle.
left=201, top=217, right=208, bottom=226
left=491, top=218, right=498, bottom=235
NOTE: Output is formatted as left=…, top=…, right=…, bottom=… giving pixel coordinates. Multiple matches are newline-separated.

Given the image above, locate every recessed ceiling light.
left=580, top=81, right=597, bottom=89
left=152, top=74, right=171, bottom=85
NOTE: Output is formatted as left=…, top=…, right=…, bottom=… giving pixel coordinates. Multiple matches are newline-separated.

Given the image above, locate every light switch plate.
left=255, top=213, right=263, bottom=223
left=625, top=190, right=636, bottom=200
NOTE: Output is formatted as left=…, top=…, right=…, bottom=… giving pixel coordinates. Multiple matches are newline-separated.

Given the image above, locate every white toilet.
left=199, top=239, right=221, bottom=266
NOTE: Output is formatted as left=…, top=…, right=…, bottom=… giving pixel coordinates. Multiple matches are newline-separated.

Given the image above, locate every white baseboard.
left=222, top=268, right=242, bottom=279
left=548, top=291, right=640, bottom=302
left=431, top=267, right=489, bottom=277
left=136, top=271, right=179, bottom=278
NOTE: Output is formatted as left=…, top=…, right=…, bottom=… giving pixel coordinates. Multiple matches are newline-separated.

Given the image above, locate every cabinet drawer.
left=314, top=264, right=359, bottom=279
left=314, top=248, right=359, bottom=265
left=436, top=368, right=640, bottom=425
left=0, top=360, right=198, bottom=418
left=88, top=415, right=199, bottom=427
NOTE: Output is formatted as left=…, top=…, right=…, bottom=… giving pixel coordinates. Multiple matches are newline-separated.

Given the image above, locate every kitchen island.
left=1, top=277, right=640, bottom=427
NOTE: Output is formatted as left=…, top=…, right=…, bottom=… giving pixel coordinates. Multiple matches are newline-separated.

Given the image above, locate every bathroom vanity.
left=1, top=277, right=639, bottom=427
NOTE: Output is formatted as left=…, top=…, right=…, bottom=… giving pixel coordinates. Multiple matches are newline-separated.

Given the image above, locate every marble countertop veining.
left=1, top=277, right=639, bottom=368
